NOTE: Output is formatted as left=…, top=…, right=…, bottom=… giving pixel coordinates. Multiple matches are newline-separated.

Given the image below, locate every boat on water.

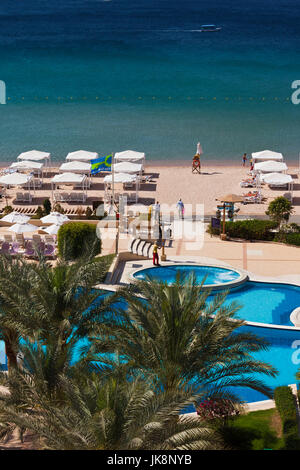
left=200, top=24, right=222, bottom=32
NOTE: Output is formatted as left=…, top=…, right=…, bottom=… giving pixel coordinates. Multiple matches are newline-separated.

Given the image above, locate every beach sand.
left=148, top=163, right=300, bottom=217
left=0, top=162, right=299, bottom=218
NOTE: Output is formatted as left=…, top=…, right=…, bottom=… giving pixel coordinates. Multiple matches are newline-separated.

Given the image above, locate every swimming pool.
left=1, top=283, right=300, bottom=404
left=133, top=264, right=242, bottom=287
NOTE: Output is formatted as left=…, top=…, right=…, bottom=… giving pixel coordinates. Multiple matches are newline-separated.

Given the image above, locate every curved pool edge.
left=130, top=262, right=249, bottom=291
left=95, top=281, right=300, bottom=333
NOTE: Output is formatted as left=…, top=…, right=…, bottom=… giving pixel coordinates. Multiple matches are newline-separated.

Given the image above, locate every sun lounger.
left=3, top=234, right=13, bottom=243
left=32, top=234, right=42, bottom=244
left=24, top=241, right=35, bottom=258
left=11, top=242, right=21, bottom=256
left=124, top=181, right=134, bottom=189
left=128, top=193, right=136, bottom=202
left=44, top=244, right=56, bottom=258
left=45, top=235, right=56, bottom=244
left=0, top=242, right=11, bottom=255
left=15, top=234, right=24, bottom=245
left=16, top=192, right=24, bottom=202
left=24, top=193, right=32, bottom=203
left=243, top=195, right=261, bottom=204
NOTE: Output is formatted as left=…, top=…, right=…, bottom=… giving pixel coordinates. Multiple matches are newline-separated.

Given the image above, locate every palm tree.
left=0, top=355, right=222, bottom=450
left=0, top=256, right=35, bottom=371
left=0, top=253, right=118, bottom=364
left=89, top=274, right=277, bottom=404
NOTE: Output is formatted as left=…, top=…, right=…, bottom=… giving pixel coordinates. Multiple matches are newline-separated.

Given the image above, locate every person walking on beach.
left=176, top=198, right=184, bottom=219
left=242, top=153, right=247, bottom=166
left=152, top=241, right=160, bottom=266
left=153, top=200, right=160, bottom=223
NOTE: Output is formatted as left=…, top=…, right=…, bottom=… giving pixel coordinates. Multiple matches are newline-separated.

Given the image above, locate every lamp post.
left=221, top=203, right=227, bottom=240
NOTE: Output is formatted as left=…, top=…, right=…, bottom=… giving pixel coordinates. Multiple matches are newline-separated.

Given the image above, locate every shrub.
left=2, top=205, right=13, bottom=215
left=57, top=222, right=101, bottom=260
left=208, top=219, right=277, bottom=241
left=282, top=233, right=300, bottom=247
left=43, top=198, right=51, bottom=215
left=34, top=206, right=44, bottom=219
left=197, top=398, right=239, bottom=424
left=274, top=386, right=300, bottom=450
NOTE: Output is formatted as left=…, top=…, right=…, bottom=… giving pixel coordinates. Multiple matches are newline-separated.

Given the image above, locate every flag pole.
left=112, top=152, right=115, bottom=207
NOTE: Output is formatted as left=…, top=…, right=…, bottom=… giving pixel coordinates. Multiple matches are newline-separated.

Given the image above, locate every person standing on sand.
left=153, top=200, right=160, bottom=223
left=176, top=198, right=184, bottom=219
left=242, top=153, right=247, bottom=166
left=152, top=241, right=160, bottom=266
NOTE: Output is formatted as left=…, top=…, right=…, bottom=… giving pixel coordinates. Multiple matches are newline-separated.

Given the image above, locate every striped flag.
left=91, top=154, right=112, bottom=175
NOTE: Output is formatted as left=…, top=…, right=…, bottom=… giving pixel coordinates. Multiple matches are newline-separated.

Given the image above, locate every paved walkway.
left=101, top=223, right=300, bottom=279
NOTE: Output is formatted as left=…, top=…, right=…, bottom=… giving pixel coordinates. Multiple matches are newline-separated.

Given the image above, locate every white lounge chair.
left=16, top=192, right=24, bottom=202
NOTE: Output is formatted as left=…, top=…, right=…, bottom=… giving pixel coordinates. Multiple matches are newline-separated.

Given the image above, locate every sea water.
left=0, top=0, right=299, bottom=162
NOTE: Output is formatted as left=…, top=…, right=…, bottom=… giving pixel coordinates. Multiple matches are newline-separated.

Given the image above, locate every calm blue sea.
left=0, top=0, right=299, bottom=162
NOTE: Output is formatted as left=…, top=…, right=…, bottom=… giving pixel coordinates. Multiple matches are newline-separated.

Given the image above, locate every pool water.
left=133, top=265, right=241, bottom=286
left=210, top=281, right=300, bottom=326
left=231, top=325, right=300, bottom=403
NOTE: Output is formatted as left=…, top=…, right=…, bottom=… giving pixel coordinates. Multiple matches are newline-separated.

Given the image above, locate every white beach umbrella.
left=51, top=172, right=87, bottom=184
left=40, top=212, right=70, bottom=225
left=2, top=211, right=30, bottom=224
left=59, top=161, right=91, bottom=173
left=104, top=172, right=137, bottom=184
left=251, top=150, right=283, bottom=162
left=196, top=142, right=203, bottom=155
left=254, top=161, right=288, bottom=173
left=43, top=224, right=60, bottom=235
left=10, top=160, right=44, bottom=171
left=262, top=173, right=293, bottom=185
left=66, top=150, right=98, bottom=162
left=8, top=222, right=37, bottom=234
left=17, top=150, right=50, bottom=162
left=0, top=172, right=33, bottom=186
left=114, top=150, right=145, bottom=162
left=114, top=161, right=142, bottom=174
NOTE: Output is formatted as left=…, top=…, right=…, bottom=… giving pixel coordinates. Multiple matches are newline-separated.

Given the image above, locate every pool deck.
left=101, top=225, right=300, bottom=286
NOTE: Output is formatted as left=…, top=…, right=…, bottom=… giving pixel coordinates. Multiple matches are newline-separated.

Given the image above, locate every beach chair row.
left=0, top=240, right=56, bottom=259
left=104, top=192, right=137, bottom=203
left=2, top=233, right=56, bottom=245
left=54, top=192, right=87, bottom=203
left=15, top=192, right=32, bottom=203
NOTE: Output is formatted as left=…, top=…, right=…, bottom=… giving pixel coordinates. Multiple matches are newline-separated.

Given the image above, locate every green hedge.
left=208, top=219, right=278, bottom=241
left=283, top=233, right=300, bottom=247
left=57, top=222, right=101, bottom=260
left=274, top=386, right=300, bottom=450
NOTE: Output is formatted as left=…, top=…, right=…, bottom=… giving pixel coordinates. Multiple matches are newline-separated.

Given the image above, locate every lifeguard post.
left=192, top=154, right=201, bottom=173
left=192, top=142, right=203, bottom=173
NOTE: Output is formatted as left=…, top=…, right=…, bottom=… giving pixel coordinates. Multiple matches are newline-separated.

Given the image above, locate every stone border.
left=130, top=262, right=248, bottom=291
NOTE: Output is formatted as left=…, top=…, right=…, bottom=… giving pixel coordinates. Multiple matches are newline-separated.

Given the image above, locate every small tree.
left=85, top=207, right=93, bottom=219
left=43, top=198, right=51, bottom=215
left=2, top=206, right=13, bottom=215
left=35, top=206, right=44, bottom=219
left=266, top=196, right=294, bottom=227
left=53, top=203, right=65, bottom=214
